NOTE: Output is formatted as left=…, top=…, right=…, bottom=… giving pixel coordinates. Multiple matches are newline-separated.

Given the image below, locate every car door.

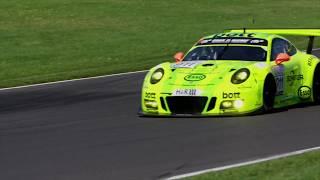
left=271, top=38, right=301, bottom=101
left=283, top=39, right=302, bottom=99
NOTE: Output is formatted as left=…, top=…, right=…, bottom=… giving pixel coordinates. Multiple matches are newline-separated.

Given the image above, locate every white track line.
left=0, top=70, right=148, bottom=91
left=167, top=146, right=320, bottom=180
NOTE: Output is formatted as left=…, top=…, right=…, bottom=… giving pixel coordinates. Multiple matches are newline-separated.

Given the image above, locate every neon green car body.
left=140, top=30, right=320, bottom=116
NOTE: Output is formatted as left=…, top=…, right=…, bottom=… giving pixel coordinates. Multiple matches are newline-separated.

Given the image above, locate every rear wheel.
left=262, top=75, right=276, bottom=112
left=313, top=65, right=320, bottom=104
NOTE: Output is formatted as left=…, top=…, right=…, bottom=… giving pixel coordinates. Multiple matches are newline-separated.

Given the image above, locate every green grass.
left=0, top=0, right=320, bottom=87
left=186, top=150, right=320, bottom=180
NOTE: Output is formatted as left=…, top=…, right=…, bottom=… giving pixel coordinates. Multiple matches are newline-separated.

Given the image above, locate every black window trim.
left=270, top=37, right=297, bottom=61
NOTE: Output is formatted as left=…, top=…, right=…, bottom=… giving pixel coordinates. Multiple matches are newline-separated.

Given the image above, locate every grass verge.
left=1, top=0, right=320, bottom=87
left=185, top=150, right=320, bottom=180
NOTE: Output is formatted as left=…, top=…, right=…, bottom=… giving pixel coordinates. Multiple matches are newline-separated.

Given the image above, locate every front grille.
left=166, top=96, right=208, bottom=114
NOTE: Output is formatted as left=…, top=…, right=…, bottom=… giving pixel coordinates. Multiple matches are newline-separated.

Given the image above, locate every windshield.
left=183, top=46, right=267, bottom=61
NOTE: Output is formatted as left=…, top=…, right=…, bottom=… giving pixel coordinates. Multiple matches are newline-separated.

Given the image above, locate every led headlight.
left=220, top=100, right=244, bottom=109
left=150, top=68, right=164, bottom=84
left=231, top=68, right=250, bottom=84
left=233, top=100, right=244, bottom=109
left=144, top=100, right=158, bottom=109
left=221, top=101, right=233, bottom=108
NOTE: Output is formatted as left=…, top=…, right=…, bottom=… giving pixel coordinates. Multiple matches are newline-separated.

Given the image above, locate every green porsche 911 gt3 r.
left=140, top=29, right=320, bottom=116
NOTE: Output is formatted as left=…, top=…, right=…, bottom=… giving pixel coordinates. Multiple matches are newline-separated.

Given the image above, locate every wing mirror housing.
left=275, top=53, right=290, bottom=65
left=174, top=52, right=184, bottom=63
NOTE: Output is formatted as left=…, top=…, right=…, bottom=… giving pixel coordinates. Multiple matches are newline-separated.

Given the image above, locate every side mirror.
left=275, top=53, right=290, bottom=65
left=174, top=52, right=184, bottom=63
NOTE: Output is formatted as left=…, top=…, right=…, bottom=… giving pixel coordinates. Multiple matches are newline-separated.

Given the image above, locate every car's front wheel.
left=262, top=75, right=276, bottom=112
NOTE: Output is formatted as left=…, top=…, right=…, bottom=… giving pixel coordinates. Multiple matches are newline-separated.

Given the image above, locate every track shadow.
left=138, top=102, right=319, bottom=119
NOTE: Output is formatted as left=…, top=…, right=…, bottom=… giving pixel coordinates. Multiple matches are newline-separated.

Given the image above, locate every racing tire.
left=262, top=75, right=276, bottom=112
left=313, top=65, right=320, bottom=104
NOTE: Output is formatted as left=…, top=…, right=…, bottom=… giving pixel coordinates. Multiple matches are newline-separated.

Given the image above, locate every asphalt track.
left=1, top=50, right=320, bottom=180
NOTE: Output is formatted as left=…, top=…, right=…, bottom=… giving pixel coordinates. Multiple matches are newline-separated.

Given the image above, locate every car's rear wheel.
left=262, top=75, right=276, bottom=112
left=313, top=65, right=320, bottom=104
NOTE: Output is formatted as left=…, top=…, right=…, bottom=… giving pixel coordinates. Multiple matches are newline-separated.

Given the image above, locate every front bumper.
left=140, top=84, right=263, bottom=117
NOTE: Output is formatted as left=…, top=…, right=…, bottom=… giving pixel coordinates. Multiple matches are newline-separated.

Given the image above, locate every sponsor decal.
left=223, top=92, right=240, bottom=99
left=145, top=92, right=156, bottom=99
left=307, top=56, right=317, bottom=66
left=197, top=34, right=268, bottom=46
left=171, top=61, right=205, bottom=69
left=308, top=58, right=312, bottom=66
left=184, top=74, right=206, bottom=81
left=173, top=89, right=200, bottom=96
left=287, top=73, right=303, bottom=86
left=198, top=38, right=267, bottom=46
left=272, top=65, right=285, bottom=95
left=212, top=33, right=256, bottom=38
left=307, top=56, right=316, bottom=66
left=298, top=86, right=311, bottom=99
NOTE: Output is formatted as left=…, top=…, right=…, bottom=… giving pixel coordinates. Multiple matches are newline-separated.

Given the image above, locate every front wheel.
left=262, top=75, right=276, bottom=112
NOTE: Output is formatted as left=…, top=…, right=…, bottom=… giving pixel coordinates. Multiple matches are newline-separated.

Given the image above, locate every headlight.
left=150, top=68, right=164, bottom=84
left=233, top=100, right=244, bottom=109
left=231, top=68, right=250, bottom=84
left=144, top=100, right=158, bottom=109
left=220, top=100, right=244, bottom=109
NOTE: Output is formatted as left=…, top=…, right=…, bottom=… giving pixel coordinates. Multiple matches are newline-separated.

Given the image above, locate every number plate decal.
left=173, top=89, right=201, bottom=96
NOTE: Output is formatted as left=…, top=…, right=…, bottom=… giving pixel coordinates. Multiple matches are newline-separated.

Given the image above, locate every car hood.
left=167, top=60, right=262, bottom=86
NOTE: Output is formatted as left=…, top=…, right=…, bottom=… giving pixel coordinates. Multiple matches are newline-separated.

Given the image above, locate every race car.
left=139, top=29, right=320, bottom=116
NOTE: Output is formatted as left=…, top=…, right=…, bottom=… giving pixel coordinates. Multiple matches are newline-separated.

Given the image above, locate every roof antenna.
left=243, top=28, right=246, bottom=34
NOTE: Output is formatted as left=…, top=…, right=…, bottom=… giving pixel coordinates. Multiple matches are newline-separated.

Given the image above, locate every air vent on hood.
left=202, top=64, right=214, bottom=67
left=229, top=68, right=236, bottom=72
